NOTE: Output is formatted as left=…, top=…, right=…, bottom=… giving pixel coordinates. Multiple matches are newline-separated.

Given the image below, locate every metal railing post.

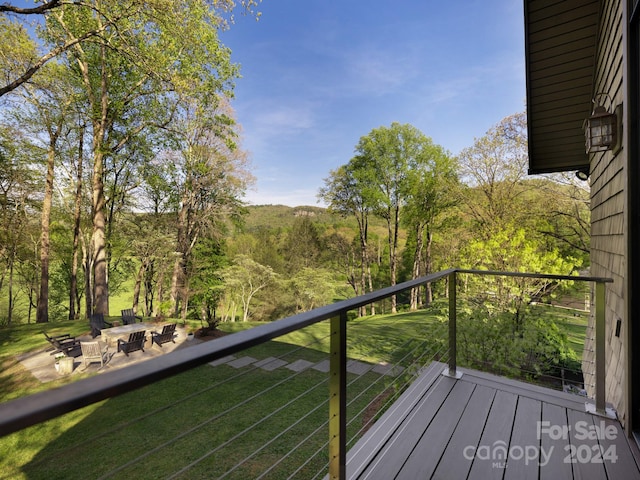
left=328, top=312, right=347, bottom=480
left=448, top=271, right=457, bottom=377
left=595, top=281, right=606, bottom=414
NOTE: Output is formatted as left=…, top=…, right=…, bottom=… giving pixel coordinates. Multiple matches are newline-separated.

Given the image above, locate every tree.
left=288, top=267, right=337, bottom=313
left=535, top=174, right=590, bottom=262
left=320, top=163, right=376, bottom=316
left=351, top=122, right=437, bottom=313
left=280, top=216, right=323, bottom=273
left=457, top=112, right=529, bottom=238
left=0, top=124, right=40, bottom=324
left=188, top=235, right=227, bottom=324
left=12, top=62, right=75, bottom=323
left=402, top=137, right=456, bottom=308
left=221, top=254, right=276, bottom=322
left=40, top=0, right=245, bottom=315
left=0, top=1, right=261, bottom=97
left=166, top=98, right=253, bottom=320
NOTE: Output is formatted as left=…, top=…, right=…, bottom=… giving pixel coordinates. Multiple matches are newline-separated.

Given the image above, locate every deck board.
left=540, top=403, right=573, bottom=480
left=358, top=375, right=456, bottom=479
left=504, top=396, right=542, bottom=480
left=344, top=363, right=444, bottom=479
left=431, top=384, right=496, bottom=480
left=467, top=389, right=518, bottom=479
left=600, top=416, right=640, bottom=478
left=567, top=409, right=608, bottom=480
left=398, top=380, right=476, bottom=479
left=344, top=361, right=640, bottom=480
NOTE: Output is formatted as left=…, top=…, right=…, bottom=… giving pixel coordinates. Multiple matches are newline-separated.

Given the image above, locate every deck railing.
left=0, top=269, right=613, bottom=480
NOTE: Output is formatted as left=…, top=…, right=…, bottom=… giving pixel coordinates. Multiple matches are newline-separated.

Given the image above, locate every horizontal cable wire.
left=98, top=334, right=332, bottom=480
left=358, top=371, right=451, bottom=480
left=346, top=352, right=450, bottom=449
left=217, top=379, right=331, bottom=479
left=257, top=407, right=331, bottom=480
left=32, top=328, right=334, bottom=472
left=253, top=335, right=448, bottom=479
left=166, top=365, right=335, bottom=479
left=285, top=356, right=452, bottom=480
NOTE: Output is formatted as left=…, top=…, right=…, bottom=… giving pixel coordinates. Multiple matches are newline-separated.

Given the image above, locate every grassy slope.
left=0, top=311, right=442, bottom=479
left=0, top=305, right=587, bottom=479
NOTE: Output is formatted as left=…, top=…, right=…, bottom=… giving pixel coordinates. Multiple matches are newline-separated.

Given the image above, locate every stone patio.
left=17, top=325, right=198, bottom=383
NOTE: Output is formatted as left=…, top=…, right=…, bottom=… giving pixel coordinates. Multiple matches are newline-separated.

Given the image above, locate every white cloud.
left=242, top=187, right=324, bottom=208
left=258, top=104, right=313, bottom=129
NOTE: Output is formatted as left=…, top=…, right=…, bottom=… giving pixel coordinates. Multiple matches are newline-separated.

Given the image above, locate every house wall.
left=584, top=0, right=628, bottom=424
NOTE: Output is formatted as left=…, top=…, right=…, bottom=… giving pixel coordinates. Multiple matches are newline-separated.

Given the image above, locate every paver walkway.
left=19, top=329, right=404, bottom=384
left=208, top=355, right=404, bottom=377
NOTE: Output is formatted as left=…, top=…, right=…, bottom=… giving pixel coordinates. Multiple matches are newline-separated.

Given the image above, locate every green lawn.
left=0, top=304, right=587, bottom=479
left=0, top=312, right=443, bottom=479
left=555, top=311, right=590, bottom=356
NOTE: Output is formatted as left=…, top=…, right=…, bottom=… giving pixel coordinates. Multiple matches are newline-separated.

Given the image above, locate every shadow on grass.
left=12, top=338, right=396, bottom=480
left=6, top=312, right=445, bottom=479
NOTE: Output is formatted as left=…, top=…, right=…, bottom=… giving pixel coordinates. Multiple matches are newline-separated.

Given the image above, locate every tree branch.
left=0, top=1, right=62, bottom=14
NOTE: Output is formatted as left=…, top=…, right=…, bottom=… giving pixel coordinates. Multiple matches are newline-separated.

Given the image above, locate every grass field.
left=0, top=304, right=588, bottom=479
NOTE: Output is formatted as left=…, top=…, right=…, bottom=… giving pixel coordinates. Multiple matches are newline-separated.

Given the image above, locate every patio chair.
left=121, top=308, right=142, bottom=325
left=151, top=323, right=177, bottom=347
left=90, top=313, right=113, bottom=338
left=42, top=331, right=82, bottom=358
left=117, top=330, right=146, bottom=356
left=80, top=341, right=109, bottom=369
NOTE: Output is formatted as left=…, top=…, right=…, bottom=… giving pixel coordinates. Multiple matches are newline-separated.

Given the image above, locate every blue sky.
left=221, top=1, right=526, bottom=207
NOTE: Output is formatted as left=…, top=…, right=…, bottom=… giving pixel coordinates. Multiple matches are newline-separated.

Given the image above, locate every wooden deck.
left=345, top=362, right=640, bottom=479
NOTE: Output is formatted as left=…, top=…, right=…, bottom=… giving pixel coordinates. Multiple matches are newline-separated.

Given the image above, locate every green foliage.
left=220, top=254, right=277, bottom=322
left=280, top=216, right=324, bottom=273
left=288, top=267, right=337, bottom=312
left=457, top=304, right=578, bottom=379
left=188, top=235, right=227, bottom=324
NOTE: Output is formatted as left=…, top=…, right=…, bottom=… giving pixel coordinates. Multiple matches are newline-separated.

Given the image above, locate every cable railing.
left=0, top=268, right=612, bottom=480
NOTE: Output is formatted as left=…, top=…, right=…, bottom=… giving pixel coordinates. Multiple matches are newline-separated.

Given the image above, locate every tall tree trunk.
left=82, top=234, right=93, bottom=318
left=170, top=256, right=183, bottom=317
left=359, top=235, right=366, bottom=317
left=181, top=290, right=189, bottom=323
left=144, top=260, right=155, bottom=316
left=367, top=265, right=375, bottom=315
left=132, top=261, right=145, bottom=314
left=424, top=229, right=433, bottom=306
left=410, top=223, right=424, bottom=310
left=387, top=204, right=400, bottom=313
left=7, top=251, right=14, bottom=325
left=36, top=140, right=57, bottom=323
left=355, top=211, right=369, bottom=316
left=69, top=128, right=84, bottom=320
left=171, top=202, right=191, bottom=317
left=154, top=266, right=165, bottom=317
left=92, top=147, right=109, bottom=315
left=88, top=42, right=110, bottom=316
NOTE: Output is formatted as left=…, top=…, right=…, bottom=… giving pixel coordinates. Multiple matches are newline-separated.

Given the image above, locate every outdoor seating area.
left=21, top=324, right=197, bottom=383
left=99, top=322, right=152, bottom=346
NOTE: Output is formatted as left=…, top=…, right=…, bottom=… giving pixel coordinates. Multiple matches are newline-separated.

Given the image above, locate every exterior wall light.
left=584, top=94, right=617, bottom=153
left=576, top=168, right=590, bottom=181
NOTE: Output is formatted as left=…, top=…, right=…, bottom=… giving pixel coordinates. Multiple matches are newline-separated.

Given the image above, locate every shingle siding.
left=585, top=0, right=627, bottom=424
